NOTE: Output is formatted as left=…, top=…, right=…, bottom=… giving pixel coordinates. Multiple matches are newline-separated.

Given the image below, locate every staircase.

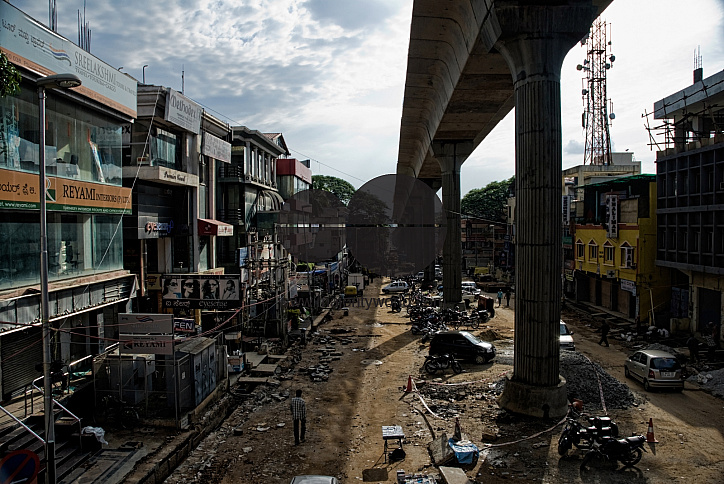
left=0, top=399, right=95, bottom=482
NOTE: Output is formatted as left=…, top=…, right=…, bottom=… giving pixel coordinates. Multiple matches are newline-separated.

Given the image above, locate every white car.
left=461, top=281, right=481, bottom=295
left=290, top=477, right=339, bottom=484
left=560, top=320, right=575, bottom=351
left=381, top=281, right=409, bottom=294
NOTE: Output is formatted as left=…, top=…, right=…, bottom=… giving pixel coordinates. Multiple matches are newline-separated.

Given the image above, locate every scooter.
left=558, top=403, right=620, bottom=456
left=423, top=353, right=462, bottom=375
left=580, top=434, right=647, bottom=470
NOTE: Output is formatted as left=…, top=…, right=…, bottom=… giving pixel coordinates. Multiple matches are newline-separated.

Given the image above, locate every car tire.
left=382, top=290, right=388, bottom=294
left=475, top=355, right=486, bottom=365
left=644, top=379, right=652, bottom=392
left=624, top=366, right=630, bottom=378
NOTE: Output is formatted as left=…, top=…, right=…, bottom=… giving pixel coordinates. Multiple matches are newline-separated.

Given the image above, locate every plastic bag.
left=81, top=426, right=109, bottom=445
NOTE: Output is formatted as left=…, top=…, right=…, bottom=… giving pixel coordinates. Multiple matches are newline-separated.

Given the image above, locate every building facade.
left=573, top=175, right=670, bottom=325
left=654, top=66, right=724, bottom=338
left=0, top=3, right=136, bottom=399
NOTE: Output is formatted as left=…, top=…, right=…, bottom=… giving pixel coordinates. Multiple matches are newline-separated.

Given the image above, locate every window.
left=576, top=240, right=584, bottom=259
left=603, top=242, right=614, bottom=264
left=621, top=243, right=635, bottom=268
left=588, top=242, right=598, bottom=261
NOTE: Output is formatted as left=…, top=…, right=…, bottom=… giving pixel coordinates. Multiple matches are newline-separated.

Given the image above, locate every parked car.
left=560, top=320, right=575, bottom=351
left=381, top=281, right=409, bottom=294
left=290, top=476, right=339, bottom=484
left=624, top=349, right=684, bottom=391
left=429, top=330, right=496, bottom=364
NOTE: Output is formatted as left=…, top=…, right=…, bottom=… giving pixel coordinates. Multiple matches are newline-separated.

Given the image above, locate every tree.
left=312, top=175, right=356, bottom=205
left=0, top=52, right=21, bottom=98
left=461, top=176, right=514, bottom=222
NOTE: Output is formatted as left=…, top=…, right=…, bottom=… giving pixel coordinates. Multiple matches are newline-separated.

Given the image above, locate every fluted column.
left=490, top=2, right=596, bottom=417
left=433, top=141, right=473, bottom=308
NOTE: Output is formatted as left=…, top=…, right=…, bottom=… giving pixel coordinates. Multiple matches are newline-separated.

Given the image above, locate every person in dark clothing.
left=687, top=335, right=700, bottom=363
left=598, top=320, right=610, bottom=347
left=505, top=290, right=511, bottom=307
left=705, top=322, right=718, bottom=360
left=290, top=389, right=307, bottom=445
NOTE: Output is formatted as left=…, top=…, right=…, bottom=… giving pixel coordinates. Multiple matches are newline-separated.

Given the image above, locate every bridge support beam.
left=433, top=141, right=473, bottom=308
left=487, top=2, right=596, bottom=418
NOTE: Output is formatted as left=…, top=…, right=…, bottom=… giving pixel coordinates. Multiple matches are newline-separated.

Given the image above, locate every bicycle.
left=95, top=394, right=140, bottom=428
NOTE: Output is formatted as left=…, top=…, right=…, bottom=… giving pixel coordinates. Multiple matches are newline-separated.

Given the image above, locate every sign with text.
left=174, top=318, right=195, bottom=333
left=118, top=313, right=173, bottom=334
left=0, top=2, right=137, bottom=117
left=165, top=88, right=202, bottom=134
left=161, top=274, right=241, bottom=310
left=0, top=168, right=132, bottom=214
left=202, top=132, right=231, bottom=163
left=120, top=334, right=174, bottom=355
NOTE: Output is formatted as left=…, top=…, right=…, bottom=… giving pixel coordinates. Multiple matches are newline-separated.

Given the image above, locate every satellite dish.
left=577, top=64, right=583, bottom=71
left=609, top=113, right=616, bottom=120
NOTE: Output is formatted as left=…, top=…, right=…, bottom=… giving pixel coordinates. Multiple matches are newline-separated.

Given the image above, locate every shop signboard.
left=120, top=334, right=174, bottom=355
left=0, top=168, right=132, bottom=214
left=0, top=2, right=137, bottom=117
left=202, top=132, right=231, bottom=163
left=161, top=274, right=241, bottom=310
left=118, top=313, right=173, bottom=334
left=164, top=88, right=202, bottom=134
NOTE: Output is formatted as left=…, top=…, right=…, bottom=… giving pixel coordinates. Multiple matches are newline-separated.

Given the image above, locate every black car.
left=429, top=330, right=496, bottom=364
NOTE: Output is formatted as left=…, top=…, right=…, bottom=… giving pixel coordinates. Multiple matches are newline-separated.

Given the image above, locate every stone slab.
left=439, top=466, right=474, bottom=484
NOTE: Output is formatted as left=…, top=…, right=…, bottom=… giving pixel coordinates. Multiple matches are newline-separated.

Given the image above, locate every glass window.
left=0, top=83, right=122, bottom=186
left=92, top=215, right=123, bottom=271
left=603, top=244, right=614, bottom=264
left=151, top=127, right=178, bottom=169
left=576, top=241, right=584, bottom=259
left=588, top=243, right=598, bottom=260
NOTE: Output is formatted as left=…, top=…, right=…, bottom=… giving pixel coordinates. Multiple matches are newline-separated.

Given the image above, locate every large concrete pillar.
left=433, top=141, right=473, bottom=308
left=488, top=3, right=596, bottom=418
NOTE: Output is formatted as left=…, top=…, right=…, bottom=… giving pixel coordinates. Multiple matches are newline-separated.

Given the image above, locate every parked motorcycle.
left=390, top=296, right=402, bottom=313
left=580, top=434, right=647, bottom=470
left=423, top=353, right=462, bottom=375
left=558, top=404, right=620, bottom=456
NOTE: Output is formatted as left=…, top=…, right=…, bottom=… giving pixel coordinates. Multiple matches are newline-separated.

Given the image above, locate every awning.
left=198, top=218, right=234, bottom=236
left=257, top=190, right=285, bottom=212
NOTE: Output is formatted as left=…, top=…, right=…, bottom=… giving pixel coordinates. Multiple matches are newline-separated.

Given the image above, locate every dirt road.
left=166, top=279, right=724, bottom=483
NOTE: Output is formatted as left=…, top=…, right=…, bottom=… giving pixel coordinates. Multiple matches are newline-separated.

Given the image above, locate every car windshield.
left=650, top=357, right=681, bottom=371
left=460, top=331, right=480, bottom=344
left=560, top=324, right=570, bottom=335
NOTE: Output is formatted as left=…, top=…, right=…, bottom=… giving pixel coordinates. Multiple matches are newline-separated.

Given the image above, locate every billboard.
left=162, top=274, right=241, bottom=310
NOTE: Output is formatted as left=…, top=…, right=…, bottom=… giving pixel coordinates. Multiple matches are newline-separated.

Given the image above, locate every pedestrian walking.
left=290, top=389, right=307, bottom=445
left=687, top=334, right=700, bottom=363
left=505, top=289, right=511, bottom=307
left=497, top=290, right=503, bottom=307
left=598, top=320, right=610, bottom=347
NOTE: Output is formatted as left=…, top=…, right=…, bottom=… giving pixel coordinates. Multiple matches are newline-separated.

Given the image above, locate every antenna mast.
left=78, top=1, right=91, bottom=52
left=578, top=18, right=615, bottom=165
left=49, top=0, right=57, bottom=32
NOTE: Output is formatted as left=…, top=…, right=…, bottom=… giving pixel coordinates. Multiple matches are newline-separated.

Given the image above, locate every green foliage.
left=312, top=175, right=356, bottom=205
left=461, top=176, right=514, bottom=222
left=0, top=52, right=21, bottom=98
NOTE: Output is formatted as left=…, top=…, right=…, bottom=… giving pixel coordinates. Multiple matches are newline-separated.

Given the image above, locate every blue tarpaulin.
left=448, top=439, right=479, bottom=464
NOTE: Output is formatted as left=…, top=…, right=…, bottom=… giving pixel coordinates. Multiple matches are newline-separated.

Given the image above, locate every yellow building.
left=573, top=175, right=670, bottom=324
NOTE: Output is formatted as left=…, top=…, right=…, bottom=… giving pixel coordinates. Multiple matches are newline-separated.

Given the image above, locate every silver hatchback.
left=624, top=349, right=684, bottom=391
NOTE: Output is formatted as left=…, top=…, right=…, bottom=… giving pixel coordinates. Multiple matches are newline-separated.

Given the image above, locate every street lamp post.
left=37, top=73, right=82, bottom=484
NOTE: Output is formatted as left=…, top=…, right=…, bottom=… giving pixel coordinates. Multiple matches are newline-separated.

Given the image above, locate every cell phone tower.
left=577, top=18, right=615, bottom=165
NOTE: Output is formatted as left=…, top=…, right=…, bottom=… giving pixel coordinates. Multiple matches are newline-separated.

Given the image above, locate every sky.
left=8, top=0, right=724, bottom=197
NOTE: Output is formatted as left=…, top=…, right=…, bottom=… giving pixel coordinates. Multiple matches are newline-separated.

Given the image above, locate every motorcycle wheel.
left=470, top=319, right=480, bottom=329
left=424, top=360, right=440, bottom=375
left=580, top=451, right=596, bottom=471
left=452, top=360, right=463, bottom=374
left=411, top=326, right=422, bottom=335
left=557, top=434, right=572, bottom=456
left=620, top=447, right=643, bottom=466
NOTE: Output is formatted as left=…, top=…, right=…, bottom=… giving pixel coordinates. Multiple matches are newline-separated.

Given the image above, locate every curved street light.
left=37, top=72, right=81, bottom=484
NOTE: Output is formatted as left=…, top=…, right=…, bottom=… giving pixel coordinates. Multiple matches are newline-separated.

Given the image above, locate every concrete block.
left=439, top=466, right=474, bottom=484
left=428, top=432, right=456, bottom=466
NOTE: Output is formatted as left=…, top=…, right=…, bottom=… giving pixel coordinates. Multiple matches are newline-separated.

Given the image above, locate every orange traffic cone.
left=646, top=418, right=658, bottom=443
left=404, top=375, right=413, bottom=393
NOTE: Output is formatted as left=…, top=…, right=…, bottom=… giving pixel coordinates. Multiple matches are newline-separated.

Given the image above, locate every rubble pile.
left=687, top=368, right=724, bottom=398
left=559, top=351, right=636, bottom=409
left=418, top=383, right=498, bottom=419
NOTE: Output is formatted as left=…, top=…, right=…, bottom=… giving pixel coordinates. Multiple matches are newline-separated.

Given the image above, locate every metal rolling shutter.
left=1, top=327, right=43, bottom=400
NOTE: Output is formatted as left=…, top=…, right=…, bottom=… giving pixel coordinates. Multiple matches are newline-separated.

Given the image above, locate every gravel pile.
left=559, top=351, right=636, bottom=410
left=687, top=368, right=724, bottom=398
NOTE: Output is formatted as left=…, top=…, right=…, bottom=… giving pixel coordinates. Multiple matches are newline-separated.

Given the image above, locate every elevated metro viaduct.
left=397, top=0, right=613, bottom=418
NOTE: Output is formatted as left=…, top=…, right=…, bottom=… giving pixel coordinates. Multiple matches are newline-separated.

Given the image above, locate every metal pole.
left=38, top=85, right=57, bottom=484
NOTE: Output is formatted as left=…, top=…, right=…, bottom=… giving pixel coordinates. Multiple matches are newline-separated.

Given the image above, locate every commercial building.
left=653, top=66, right=724, bottom=337
left=0, top=3, right=136, bottom=399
